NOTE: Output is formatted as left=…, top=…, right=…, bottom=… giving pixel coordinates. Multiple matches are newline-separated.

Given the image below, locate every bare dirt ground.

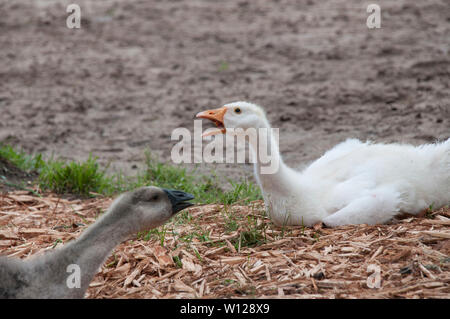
left=0, top=0, right=449, bottom=181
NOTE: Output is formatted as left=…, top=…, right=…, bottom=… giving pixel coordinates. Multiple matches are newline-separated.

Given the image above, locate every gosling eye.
left=150, top=194, right=159, bottom=201
left=234, top=107, right=241, bottom=114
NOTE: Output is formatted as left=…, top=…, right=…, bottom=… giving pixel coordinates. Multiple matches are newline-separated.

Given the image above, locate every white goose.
left=196, top=101, right=450, bottom=227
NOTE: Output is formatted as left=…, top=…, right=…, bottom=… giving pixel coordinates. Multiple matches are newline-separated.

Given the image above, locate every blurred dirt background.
left=0, top=0, right=449, bottom=180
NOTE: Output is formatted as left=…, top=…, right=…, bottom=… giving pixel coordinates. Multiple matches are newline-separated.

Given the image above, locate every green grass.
left=39, top=155, right=113, bottom=196
left=138, top=226, right=168, bottom=246
left=231, top=215, right=267, bottom=249
left=133, top=152, right=261, bottom=204
left=0, top=144, right=45, bottom=171
left=224, top=212, right=239, bottom=233
left=0, top=144, right=115, bottom=196
left=218, top=180, right=261, bottom=205
left=0, top=144, right=262, bottom=203
left=173, top=255, right=183, bottom=268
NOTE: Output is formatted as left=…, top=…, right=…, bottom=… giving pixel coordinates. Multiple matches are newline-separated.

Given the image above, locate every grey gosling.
left=0, top=186, right=194, bottom=299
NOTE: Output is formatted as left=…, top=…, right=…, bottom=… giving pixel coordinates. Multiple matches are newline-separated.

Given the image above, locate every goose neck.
left=48, top=208, right=137, bottom=293
left=246, top=125, right=290, bottom=190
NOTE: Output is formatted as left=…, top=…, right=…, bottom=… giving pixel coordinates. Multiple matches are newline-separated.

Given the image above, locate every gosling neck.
left=48, top=201, right=139, bottom=295
left=68, top=201, right=138, bottom=263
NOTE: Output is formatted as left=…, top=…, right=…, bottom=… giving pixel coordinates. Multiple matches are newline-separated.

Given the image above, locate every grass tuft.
left=232, top=215, right=267, bottom=249
left=0, top=144, right=45, bottom=171
left=39, top=155, right=112, bottom=196
left=0, top=144, right=262, bottom=204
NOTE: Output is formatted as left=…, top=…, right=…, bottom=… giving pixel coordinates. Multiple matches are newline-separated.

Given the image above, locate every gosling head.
left=196, top=101, right=269, bottom=137
left=108, top=186, right=194, bottom=232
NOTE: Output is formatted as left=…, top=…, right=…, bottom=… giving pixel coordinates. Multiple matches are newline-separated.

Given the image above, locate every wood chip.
left=151, top=245, right=173, bottom=267
left=174, top=280, right=196, bottom=294
left=0, top=230, right=19, bottom=240
left=219, top=256, right=246, bottom=265
left=422, top=231, right=450, bottom=239
left=124, top=268, right=141, bottom=287
left=369, top=245, right=384, bottom=261
left=182, top=257, right=202, bottom=276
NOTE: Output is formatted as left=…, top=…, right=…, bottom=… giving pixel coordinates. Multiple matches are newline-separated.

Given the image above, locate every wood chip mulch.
left=1, top=190, right=449, bottom=299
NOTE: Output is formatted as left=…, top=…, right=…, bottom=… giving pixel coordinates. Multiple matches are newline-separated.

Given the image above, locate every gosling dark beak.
left=163, top=189, right=195, bottom=214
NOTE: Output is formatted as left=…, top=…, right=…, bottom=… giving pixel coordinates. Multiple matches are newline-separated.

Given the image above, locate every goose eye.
left=234, top=108, right=241, bottom=114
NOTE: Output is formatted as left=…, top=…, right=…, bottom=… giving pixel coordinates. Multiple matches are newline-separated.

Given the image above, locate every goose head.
left=196, top=101, right=269, bottom=137
left=108, top=186, right=195, bottom=232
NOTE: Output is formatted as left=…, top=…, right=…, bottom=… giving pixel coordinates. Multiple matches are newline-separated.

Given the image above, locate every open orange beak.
left=195, top=107, right=227, bottom=137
